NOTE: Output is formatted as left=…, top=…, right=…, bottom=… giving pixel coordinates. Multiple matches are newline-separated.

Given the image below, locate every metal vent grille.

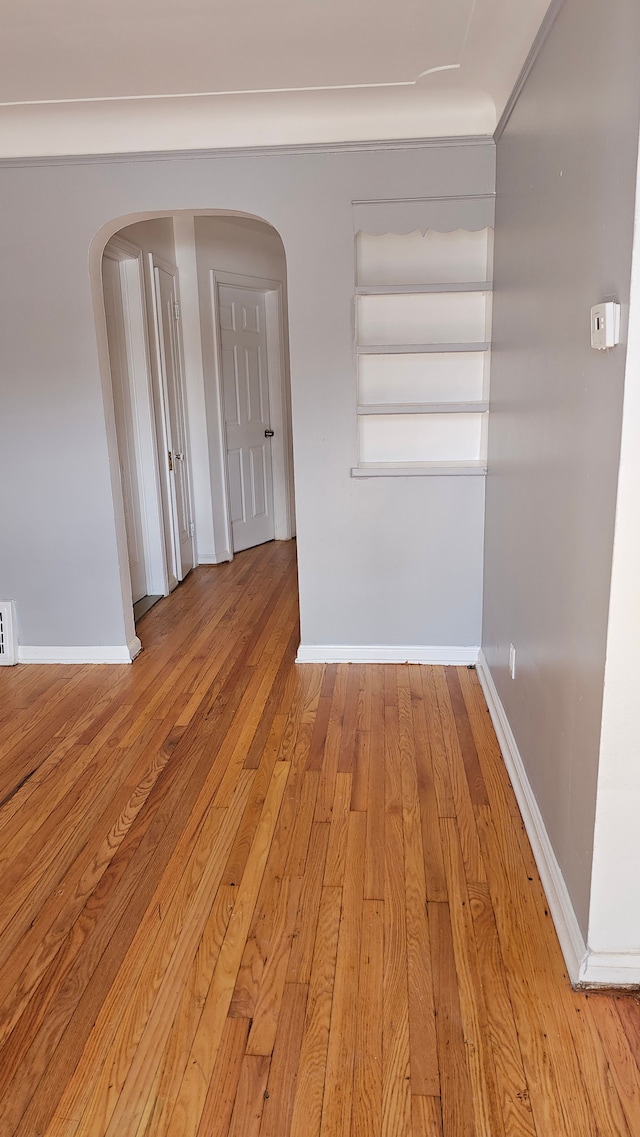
left=0, top=602, right=17, bottom=665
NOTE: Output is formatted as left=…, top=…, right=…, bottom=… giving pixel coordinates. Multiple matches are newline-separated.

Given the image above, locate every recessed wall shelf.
left=357, top=401, right=489, bottom=415
left=355, top=281, right=492, bottom=295
left=357, top=342, right=490, bottom=355
left=353, top=222, right=494, bottom=474
left=351, top=462, right=488, bottom=478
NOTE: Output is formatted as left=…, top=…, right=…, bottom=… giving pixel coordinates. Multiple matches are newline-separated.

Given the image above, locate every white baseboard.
left=197, top=552, right=232, bottom=565
left=476, top=649, right=588, bottom=987
left=296, top=644, right=480, bottom=665
left=18, top=636, right=142, bottom=665
left=478, top=650, right=640, bottom=988
left=578, top=950, right=640, bottom=988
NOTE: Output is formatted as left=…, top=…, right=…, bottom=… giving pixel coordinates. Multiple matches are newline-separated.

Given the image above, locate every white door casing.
left=218, top=283, right=276, bottom=553
left=151, top=258, right=195, bottom=582
left=102, top=253, right=148, bottom=603
left=102, top=238, right=169, bottom=606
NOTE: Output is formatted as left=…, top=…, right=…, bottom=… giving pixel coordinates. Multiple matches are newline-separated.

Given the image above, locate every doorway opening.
left=95, top=210, right=295, bottom=646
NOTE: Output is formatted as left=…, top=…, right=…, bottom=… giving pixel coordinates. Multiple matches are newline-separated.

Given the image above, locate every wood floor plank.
left=323, top=771, right=353, bottom=887
left=259, top=981, right=309, bottom=1137
left=194, top=1016, right=249, bottom=1137
left=382, top=693, right=412, bottom=1137
left=409, top=669, right=448, bottom=902
left=289, top=885, right=342, bottom=1137
left=314, top=666, right=348, bottom=823
left=411, top=1096, right=443, bottom=1137
left=428, top=901, right=476, bottom=1137
left=440, top=817, right=503, bottom=1137
left=351, top=898, right=384, bottom=1137
left=287, top=823, right=331, bottom=986
left=432, top=669, right=486, bottom=886
left=420, top=669, right=456, bottom=819
left=466, top=882, right=536, bottom=1137
left=320, top=812, right=366, bottom=1137
left=399, top=680, right=439, bottom=1098
left=228, top=1054, right=271, bottom=1137
left=364, top=667, right=385, bottom=901
left=246, top=875, right=303, bottom=1056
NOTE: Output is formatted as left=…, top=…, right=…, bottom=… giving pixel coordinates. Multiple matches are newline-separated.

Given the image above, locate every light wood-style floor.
left=1, top=540, right=640, bottom=1137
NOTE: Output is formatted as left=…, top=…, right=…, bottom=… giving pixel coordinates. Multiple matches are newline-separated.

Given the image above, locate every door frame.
left=210, top=269, right=295, bottom=558
left=149, top=252, right=196, bottom=584
left=102, top=236, right=169, bottom=598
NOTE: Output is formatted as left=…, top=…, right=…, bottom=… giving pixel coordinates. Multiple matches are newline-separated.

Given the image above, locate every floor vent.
left=0, top=602, right=18, bottom=665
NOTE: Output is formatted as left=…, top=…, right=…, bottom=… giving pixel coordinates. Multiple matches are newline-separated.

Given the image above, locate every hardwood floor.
left=1, top=538, right=639, bottom=1137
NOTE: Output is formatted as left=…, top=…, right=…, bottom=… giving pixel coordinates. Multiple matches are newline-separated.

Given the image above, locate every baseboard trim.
left=18, top=636, right=142, bottom=664
left=197, top=552, right=232, bottom=565
left=296, top=644, right=479, bottom=665
left=577, top=950, right=640, bottom=989
left=476, top=649, right=588, bottom=986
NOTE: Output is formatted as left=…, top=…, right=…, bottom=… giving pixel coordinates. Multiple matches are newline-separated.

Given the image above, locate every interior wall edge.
left=493, top=0, right=566, bottom=142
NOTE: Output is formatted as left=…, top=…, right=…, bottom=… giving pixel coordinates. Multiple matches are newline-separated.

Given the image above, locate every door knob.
left=264, top=429, right=274, bottom=438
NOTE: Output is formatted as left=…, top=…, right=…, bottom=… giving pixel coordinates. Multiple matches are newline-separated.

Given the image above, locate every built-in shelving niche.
left=351, top=197, right=494, bottom=478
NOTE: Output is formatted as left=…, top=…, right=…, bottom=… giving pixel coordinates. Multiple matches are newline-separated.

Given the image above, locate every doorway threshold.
left=133, top=595, right=162, bottom=623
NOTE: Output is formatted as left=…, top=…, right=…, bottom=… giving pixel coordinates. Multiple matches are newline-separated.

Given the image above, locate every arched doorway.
left=94, top=209, right=295, bottom=635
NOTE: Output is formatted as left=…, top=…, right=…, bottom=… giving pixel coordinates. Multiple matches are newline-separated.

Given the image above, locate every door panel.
left=102, top=255, right=148, bottom=604
left=153, top=264, right=194, bottom=582
left=218, top=285, right=275, bottom=552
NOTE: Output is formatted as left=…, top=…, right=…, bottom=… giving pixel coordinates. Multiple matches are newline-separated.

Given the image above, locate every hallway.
left=0, top=539, right=639, bottom=1136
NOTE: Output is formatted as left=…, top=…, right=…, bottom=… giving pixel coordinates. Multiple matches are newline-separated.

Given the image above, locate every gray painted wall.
left=483, top=0, right=640, bottom=933
left=0, top=143, right=493, bottom=651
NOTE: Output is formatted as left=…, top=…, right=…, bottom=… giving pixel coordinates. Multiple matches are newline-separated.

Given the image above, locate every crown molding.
left=494, top=0, right=566, bottom=141
left=0, top=134, right=495, bottom=169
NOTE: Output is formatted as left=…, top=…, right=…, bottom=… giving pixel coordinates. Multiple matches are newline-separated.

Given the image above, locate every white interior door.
left=102, top=254, right=148, bottom=603
left=153, top=263, right=194, bottom=582
left=218, top=284, right=275, bottom=553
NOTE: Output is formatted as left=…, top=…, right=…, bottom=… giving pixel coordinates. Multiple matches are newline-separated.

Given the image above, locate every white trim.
left=150, top=253, right=196, bottom=583
left=0, top=601, right=18, bottom=665
left=103, top=239, right=168, bottom=598
left=476, top=650, right=588, bottom=986
left=494, top=0, right=566, bottom=141
left=296, top=644, right=479, bottom=665
left=197, top=551, right=232, bottom=565
left=578, top=951, right=640, bottom=989
left=18, top=636, right=142, bottom=664
left=0, top=136, right=495, bottom=169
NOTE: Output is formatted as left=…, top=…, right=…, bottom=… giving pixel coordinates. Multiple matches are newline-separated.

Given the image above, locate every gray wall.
left=483, top=0, right=640, bottom=933
left=0, top=143, right=493, bottom=650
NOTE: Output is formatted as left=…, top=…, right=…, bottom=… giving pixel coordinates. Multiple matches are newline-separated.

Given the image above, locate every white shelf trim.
left=357, top=342, right=490, bottom=355
left=357, top=401, right=489, bottom=415
left=355, top=282, right=492, bottom=295
left=351, top=462, right=487, bottom=477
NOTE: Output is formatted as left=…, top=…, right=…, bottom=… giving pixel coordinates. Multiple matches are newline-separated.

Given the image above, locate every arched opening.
left=91, top=209, right=295, bottom=645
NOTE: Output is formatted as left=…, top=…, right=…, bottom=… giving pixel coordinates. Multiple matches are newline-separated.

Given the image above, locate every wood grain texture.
left=0, top=544, right=635, bottom=1137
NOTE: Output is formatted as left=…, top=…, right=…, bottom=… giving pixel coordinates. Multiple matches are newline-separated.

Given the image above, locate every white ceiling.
left=0, top=0, right=554, bottom=156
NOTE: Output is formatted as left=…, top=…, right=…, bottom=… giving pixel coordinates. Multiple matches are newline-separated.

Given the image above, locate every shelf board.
left=357, top=342, right=490, bottom=355
left=357, top=401, right=489, bottom=415
left=355, top=281, right=492, bottom=295
left=351, top=461, right=487, bottom=478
